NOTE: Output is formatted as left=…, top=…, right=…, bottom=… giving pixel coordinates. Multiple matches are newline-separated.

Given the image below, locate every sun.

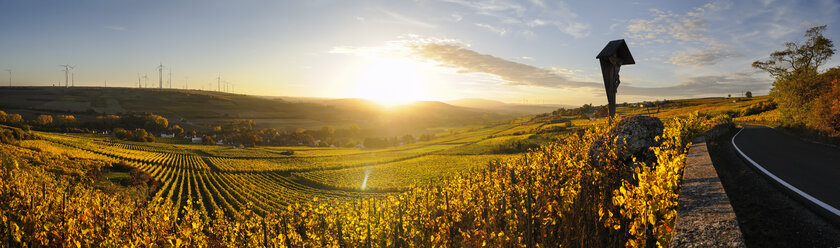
left=352, top=58, right=430, bottom=107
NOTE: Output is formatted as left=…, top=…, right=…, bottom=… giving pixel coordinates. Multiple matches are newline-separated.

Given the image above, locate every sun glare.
left=353, top=58, right=430, bottom=107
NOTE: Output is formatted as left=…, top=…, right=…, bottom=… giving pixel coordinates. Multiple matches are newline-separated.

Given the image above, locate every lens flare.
left=361, top=168, right=371, bottom=190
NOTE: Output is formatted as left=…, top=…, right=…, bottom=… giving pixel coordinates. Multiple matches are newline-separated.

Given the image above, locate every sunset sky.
left=1, top=0, right=839, bottom=105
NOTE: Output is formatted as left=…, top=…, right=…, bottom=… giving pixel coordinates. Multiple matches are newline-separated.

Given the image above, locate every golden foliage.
left=0, top=113, right=710, bottom=247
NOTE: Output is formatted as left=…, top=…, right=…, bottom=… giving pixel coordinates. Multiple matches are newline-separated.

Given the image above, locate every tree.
left=744, top=91, right=752, bottom=98
left=754, top=26, right=837, bottom=126
left=593, top=106, right=609, bottom=118
left=348, top=124, right=361, bottom=136
left=401, top=134, right=416, bottom=144
left=144, top=115, right=168, bottom=131
left=113, top=128, right=131, bottom=140
left=55, top=115, right=76, bottom=128
left=753, top=25, right=835, bottom=79
left=812, top=78, right=840, bottom=134
left=579, top=104, right=594, bottom=119
left=170, top=125, right=184, bottom=137
left=320, top=126, right=335, bottom=137
left=36, top=115, right=53, bottom=126
left=5, top=114, right=22, bottom=123
left=202, top=135, right=216, bottom=145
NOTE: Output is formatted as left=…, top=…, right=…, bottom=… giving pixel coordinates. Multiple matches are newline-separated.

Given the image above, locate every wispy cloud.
left=378, top=9, right=438, bottom=28
left=439, top=0, right=590, bottom=38
left=621, top=71, right=770, bottom=96
left=412, top=43, right=591, bottom=88
left=625, top=2, right=743, bottom=66
left=669, top=48, right=740, bottom=66
left=333, top=37, right=769, bottom=98
left=104, top=25, right=126, bottom=31
left=626, top=4, right=720, bottom=46
left=475, top=23, right=508, bottom=36
left=409, top=41, right=768, bottom=96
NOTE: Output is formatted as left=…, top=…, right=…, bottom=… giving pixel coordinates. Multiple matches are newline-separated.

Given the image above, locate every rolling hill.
left=0, top=87, right=528, bottom=132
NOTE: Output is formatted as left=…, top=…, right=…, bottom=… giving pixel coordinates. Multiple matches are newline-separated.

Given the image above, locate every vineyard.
left=19, top=121, right=528, bottom=217
left=0, top=110, right=720, bottom=247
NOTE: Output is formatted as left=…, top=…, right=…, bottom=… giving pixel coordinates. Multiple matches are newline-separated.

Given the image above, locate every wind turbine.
left=143, top=74, right=149, bottom=88
left=158, top=63, right=164, bottom=89
left=217, top=74, right=221, bottom=92
left=184, top=76, right=188, bottom=90
left=168, top=67, right=172, bottom=89
left=60, top=64, right=70, bottom=88
left=4, top=69, right=10, bottom=87
left=137, top=73, right=142, bottom=88
left=70, top=65, right=76, bottom=87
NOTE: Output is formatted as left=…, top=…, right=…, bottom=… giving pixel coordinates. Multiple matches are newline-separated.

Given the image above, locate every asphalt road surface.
left=732, top=125, right=840, bottom=221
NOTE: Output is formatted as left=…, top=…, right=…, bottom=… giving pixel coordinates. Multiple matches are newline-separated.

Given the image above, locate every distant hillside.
left=447, top=98, right=569, bottom=115
left=0, top=87, right=513, bottom=132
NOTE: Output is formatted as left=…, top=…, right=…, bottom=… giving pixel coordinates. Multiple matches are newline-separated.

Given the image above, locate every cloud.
left=475, top=23, right=508, bottom=36
left=519, top=56, right=535, bottom=61
left=527, top=19, right=546, bottom=27
left=104, top=25, right=126, bottom=31
left=625, top=2, right=745, bottom=66
left=333, top=37, right=768, bottom=98
left=439, top=0, right=590, bottom=38
left=440, top=0, right=525, bottom=14
left=669, top=48, right=740, bottom=66
left=621, top=71, right=770, bottom=96
left=625, top=4, right=720, bottom=46
left=411, top=43, right=592, bottom=88
left=378, top=9, right=438, bottom=28
left=411, top=41, right=770, bottom=97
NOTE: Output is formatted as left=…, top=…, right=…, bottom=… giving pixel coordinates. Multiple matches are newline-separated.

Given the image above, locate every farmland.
left=27, top=120, right=533, bottom=216
left=0, top=92, right=776, bottom=246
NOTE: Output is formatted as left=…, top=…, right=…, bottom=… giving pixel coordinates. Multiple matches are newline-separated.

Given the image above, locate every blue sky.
left=1, top=0, right=839, bottom=105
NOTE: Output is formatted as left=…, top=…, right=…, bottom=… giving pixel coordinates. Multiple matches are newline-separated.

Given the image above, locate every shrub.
left=35, top=115, right=53, bottom=126
left=739, top=101, right=777, bottom=117
left=811, top=78, right=840, bottom=134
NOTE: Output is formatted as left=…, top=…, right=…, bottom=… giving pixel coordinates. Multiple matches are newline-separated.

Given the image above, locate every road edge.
left=731, top=127, right=840, bottom=225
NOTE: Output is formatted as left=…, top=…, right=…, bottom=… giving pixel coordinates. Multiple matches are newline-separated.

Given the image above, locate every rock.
left=589, top=116, right=664, bottom=167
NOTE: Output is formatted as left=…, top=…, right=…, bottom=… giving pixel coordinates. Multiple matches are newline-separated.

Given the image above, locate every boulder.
left=589, top=116, right=664, bottom=167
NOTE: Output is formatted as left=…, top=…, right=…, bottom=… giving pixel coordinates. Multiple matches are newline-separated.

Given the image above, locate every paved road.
left=732, top=125, right=840, bottom=219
